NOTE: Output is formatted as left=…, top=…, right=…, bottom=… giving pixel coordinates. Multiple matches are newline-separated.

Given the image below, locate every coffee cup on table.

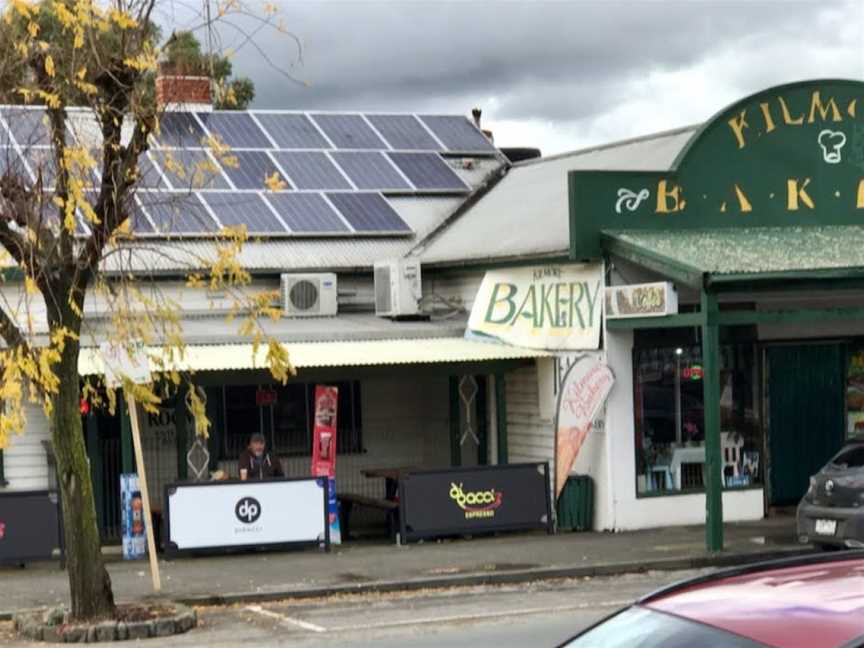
left=240, top=468, right=248, bottom=481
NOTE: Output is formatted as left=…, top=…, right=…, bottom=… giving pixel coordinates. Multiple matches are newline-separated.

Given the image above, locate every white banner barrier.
left=165, top=478, right=329, bottom=554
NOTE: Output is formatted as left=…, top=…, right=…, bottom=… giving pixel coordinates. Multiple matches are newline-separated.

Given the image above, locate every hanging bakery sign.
left=467, top=263, right=603, bottom=351
left=605, top=282, right=678, bottom=319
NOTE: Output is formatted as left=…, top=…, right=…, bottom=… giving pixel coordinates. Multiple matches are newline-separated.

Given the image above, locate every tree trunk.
left=51, top=338, right=116, bottom=621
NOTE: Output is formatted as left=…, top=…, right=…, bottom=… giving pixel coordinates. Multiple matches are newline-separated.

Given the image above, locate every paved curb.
left=176, top=546, right=814, bottom=609
left=0, top=546, right=814, bottom=621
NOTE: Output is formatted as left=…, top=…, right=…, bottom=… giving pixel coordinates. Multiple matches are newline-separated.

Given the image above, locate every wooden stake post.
left=125, top=391, right=162, bottom=592
left=99, top=341, right=162, bottom=593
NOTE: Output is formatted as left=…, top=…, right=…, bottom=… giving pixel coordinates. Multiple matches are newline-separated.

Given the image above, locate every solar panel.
left=265, top=193, right=349, bottom=233
left=330, top=152, right=411, bottom=191
left=311, top=114, right=387, bottom=150
left=137, top=192, right=218, bottom=234
left=254, top=113, right=331, bottom=149
left=199, top=192, right=288, bottom=234
left=326, top=192, right=410, bottom=232
left=21, top=147, right=58, bottom=187
left=366, top=115, right=441, bottom=150
left=220, top=150, right=289, bottom=190
left=155, top=112, right=206, bottom=147
left=196, top=112, right=271, bottom=149
left=418, top=115, right=495, bottom=152
left=271, top=151, right=351, bottom=190
left=387, top=153, right=468, bottom=191
left=1, top=108, right=50, bottom=146
left=0, top=146, right=30, bottom=179
left=136, top=153, right=168, bottom=190
left=150, top=149, right=230, bottom=190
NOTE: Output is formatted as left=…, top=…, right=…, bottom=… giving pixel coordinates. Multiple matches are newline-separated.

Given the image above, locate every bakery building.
left=3, top=77, right=863, bottom=550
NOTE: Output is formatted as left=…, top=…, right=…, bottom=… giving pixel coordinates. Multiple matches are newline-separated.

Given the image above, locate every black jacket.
left=238, top=450, right=284, bottom=480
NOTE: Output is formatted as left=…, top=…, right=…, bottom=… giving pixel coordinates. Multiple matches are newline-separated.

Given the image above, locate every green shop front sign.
left=569, top=79, right=864, bottom=259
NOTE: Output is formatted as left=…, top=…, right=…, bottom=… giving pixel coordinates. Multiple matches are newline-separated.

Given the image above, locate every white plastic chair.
left=721, top=432, right=744, bottom=483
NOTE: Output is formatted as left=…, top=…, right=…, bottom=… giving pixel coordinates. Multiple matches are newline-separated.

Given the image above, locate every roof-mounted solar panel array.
left=0, top=107, right=498, bottom=238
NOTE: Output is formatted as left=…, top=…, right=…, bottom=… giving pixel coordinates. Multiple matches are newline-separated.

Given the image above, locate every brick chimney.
left=472, top=107, right=494, bottom=143
left=155, top=61, right=213, bottom=112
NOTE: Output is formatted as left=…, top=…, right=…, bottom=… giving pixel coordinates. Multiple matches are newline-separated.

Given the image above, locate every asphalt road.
left=0, top=568, right=707, bottom=646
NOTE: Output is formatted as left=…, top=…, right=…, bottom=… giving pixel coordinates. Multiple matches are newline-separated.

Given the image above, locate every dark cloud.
left=163, top=0, right=864, bottom=152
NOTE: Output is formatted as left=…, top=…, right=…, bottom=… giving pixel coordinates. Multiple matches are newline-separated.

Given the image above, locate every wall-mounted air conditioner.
left=374, top=259, right=422, bottom=318
left=281, top=273, right=338, bottom=317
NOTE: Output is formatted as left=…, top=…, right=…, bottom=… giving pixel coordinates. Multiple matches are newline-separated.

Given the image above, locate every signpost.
left=311, top=385, right=341, bottom=544
left=98, top=342, right=161, bottom=592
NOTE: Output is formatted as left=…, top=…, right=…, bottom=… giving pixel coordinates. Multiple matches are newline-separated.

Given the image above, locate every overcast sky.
left=165, top=0, right=864, bottom=155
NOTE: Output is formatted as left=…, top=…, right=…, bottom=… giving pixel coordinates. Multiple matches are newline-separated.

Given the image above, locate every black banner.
left=399, top=463, right=552, bottom=543
left=0, top=490, right=62, bottom=565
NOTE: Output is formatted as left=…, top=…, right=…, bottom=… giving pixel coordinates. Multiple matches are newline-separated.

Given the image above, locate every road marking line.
left=325, top=599, right=632, bottom=632
left=244, top=604, right=327, bottom=633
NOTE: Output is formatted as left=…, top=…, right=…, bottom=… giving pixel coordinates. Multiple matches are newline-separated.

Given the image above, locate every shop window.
left=633, top=341, right=763, bottom=496
left=221, top=382, right=362, bottom=460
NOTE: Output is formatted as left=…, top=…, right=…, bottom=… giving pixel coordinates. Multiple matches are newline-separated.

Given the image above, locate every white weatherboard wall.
left=3, top=404, right=52, bottom=490
left=602, top=329, right=764, bottom=530
left=506, top=362, right=554, bottom=469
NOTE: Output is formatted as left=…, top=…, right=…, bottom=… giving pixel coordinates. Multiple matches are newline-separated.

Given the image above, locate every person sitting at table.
left=239, top=433, right=284, bottom=480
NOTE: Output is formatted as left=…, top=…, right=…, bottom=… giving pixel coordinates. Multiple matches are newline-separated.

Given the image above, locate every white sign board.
left=604, top=282, right=678, bottom=319
left=554, top=356, right=615, bottom=496
left=99, top=341, right=150, bottom=388
left=165, top=479, right=328, bottom=551
left=468, top=263, right=603, bottom=351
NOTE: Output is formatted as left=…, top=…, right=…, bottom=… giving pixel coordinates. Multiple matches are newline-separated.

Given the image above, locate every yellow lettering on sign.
left=848, top=99, right=858, bottom=119
left=759, top=102, right=776, bottom=134
left=734, top=184, right=752, bottom=212
left=787, top=178, right=815, bottom=210
left=727, top=110, right=749, bottom=149
left=779, top=96, right=804, bottom=126
left=656, top=180, right=685, bottom=213
left=857, top=179, right=864, bottom=208
left=808, top=91, right=842, bottom=123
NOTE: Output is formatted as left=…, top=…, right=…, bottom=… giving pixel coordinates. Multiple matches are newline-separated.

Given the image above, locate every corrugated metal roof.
left=606, top=226, right=864, bottom=275
left=413, top=126, right=698, bottom=266
left=80, top=312, right=468, bottom=345
left=78, top=337, right=548, bottom=375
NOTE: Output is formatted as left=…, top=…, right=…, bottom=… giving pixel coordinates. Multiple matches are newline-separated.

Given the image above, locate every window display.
left=634, top=341, right=762, bottom=496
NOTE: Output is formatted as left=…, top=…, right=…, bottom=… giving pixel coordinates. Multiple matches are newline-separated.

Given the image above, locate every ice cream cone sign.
left=555, top=357, right=615, bottom=498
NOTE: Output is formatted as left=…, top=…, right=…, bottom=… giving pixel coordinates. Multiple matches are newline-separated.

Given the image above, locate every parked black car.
left=797, top=437, right=864, bottom=549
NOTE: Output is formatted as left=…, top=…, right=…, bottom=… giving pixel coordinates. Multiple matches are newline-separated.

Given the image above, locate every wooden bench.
left=337, top=493, right=399, bottom=541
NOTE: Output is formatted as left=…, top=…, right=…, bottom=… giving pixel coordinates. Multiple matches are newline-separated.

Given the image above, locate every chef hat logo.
left=818, top=129, right=846, bottom=164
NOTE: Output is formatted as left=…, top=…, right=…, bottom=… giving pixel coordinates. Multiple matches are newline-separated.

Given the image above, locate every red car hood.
left=644, top=557, right=864, bottom=648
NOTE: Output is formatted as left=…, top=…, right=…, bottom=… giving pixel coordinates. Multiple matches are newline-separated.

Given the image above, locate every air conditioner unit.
left=374, top=259, right=422, bottom=318
left=281, top=273, right=338, bottom=317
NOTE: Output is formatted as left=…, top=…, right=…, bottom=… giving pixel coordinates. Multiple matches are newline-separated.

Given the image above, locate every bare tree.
left=0, top=0, right=296, bottom=621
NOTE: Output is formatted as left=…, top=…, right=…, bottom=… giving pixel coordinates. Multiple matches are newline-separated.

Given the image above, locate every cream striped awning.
left=77, top=337, right=550, bottom=375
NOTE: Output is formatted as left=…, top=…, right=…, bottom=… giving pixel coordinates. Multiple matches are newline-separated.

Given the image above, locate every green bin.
left=556, top=475, right=594, bottom=532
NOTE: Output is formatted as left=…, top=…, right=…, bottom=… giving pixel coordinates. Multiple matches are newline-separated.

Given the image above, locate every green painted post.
left=120, top=394, right=134, bottom=474
left=495, top=373, right=508, bottom=465
left=175, top=386, right=189, bottom=481
left=701, top=290, right=724, bottom=552
left=85, top=414, right=104, bottom=531
left=448, top=377, right=462, bottom=467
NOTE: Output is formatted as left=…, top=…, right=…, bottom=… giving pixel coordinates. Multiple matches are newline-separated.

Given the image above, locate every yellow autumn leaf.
left=264, top=171, right=287, bottom=192
left=27, top=21, right=38, bottom=38
left=44, top=55, right=55, bottom=77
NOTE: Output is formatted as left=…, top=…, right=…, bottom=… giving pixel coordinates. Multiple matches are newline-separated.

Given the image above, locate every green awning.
left=602, top=226, right=864, bottom=288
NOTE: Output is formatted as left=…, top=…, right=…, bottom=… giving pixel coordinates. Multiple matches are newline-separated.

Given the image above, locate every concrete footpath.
left=0, top=517, right=809, bottom=617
